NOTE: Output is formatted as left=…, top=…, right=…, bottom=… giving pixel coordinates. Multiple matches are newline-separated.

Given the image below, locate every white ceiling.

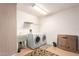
left=17, top=3, right=79, bottom=17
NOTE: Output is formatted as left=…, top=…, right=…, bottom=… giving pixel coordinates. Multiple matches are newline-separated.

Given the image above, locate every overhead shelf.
left=24, top=22, right=33, bottom=24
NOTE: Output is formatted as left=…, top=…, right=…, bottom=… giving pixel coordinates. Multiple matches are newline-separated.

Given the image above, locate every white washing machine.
left=27, top=33, right=41, bottom=49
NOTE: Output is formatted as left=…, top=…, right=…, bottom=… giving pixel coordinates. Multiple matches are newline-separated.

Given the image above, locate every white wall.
left=40, top=7, right=79, bottom=45
left=17, top=9, right=40, bottom=35
left=0, top=4, right=17, bottom=56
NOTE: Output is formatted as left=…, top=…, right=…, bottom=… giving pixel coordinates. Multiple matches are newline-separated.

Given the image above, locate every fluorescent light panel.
left=33, top=5, right=48, bottom=15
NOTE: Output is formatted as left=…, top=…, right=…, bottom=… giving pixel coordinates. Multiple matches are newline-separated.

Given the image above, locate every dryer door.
left=42, top=35, right=46, bottom=41
left=35, top=36, right=40, bottom=44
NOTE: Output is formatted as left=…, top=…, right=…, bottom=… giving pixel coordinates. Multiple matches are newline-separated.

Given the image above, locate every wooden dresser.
left=57, top=35, right=78, bottom=52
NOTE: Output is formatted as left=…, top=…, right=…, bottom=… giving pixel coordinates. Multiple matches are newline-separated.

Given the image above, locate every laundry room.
left=15, top=3, right=79, bottom=56
left=0, top=3, right=79, bottom=56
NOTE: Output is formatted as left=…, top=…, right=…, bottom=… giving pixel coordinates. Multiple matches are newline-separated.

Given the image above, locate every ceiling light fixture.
left=32, top=4, right=48, bottom=15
